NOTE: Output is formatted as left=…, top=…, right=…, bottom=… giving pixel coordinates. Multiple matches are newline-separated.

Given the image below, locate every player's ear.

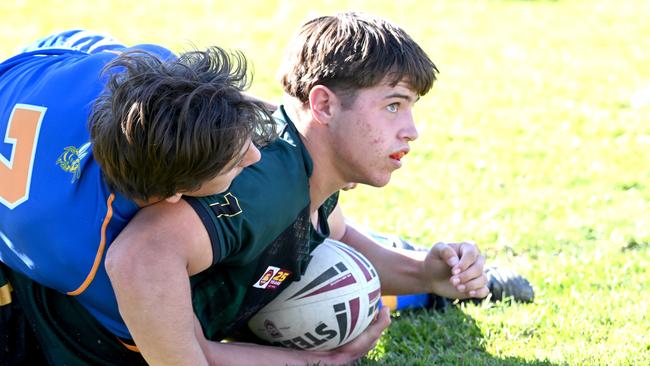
left=308, top=85, right=339, bottom=125
left=165, top=193, right=183, bottom=203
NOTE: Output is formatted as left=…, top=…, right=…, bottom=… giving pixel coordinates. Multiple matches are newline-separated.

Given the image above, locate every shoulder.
left=122, top=44, right=176, bottom=61
left=106, top=199, right=213, bottom=276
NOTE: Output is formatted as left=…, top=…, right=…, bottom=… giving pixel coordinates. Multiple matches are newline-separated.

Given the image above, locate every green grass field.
left=2, top=0, right=649, bottom=365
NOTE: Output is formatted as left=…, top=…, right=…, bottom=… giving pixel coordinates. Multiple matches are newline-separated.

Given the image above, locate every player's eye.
left=386, top=103, right=399, bottom=113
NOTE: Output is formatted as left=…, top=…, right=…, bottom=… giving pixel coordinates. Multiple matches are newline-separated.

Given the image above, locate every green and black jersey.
left=186, top=106, right=339, bottom=341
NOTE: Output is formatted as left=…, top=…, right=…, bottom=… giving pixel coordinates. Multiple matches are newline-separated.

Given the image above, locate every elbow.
left=105, top=238, right=140, bottom=288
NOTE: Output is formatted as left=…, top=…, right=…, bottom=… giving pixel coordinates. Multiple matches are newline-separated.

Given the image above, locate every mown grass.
left=2, top=0, right=649, bottom=365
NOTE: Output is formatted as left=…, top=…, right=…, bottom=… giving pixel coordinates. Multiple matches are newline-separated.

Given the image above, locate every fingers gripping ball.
left=248, top=240, right=381, bottom=350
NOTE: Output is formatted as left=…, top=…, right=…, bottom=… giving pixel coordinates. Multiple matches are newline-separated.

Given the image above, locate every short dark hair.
left=278, top=12, right=439, bottom=106
left=90, top=47, right=275, bottom=201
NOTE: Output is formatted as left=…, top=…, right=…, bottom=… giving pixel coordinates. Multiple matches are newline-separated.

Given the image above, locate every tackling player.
left=0, top=30, right=273, bottom=365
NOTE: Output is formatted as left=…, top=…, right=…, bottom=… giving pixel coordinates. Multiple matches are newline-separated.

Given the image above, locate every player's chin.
left=358, top=171, right=393, bottom=188
left=372, top=174, right=393, bottom=188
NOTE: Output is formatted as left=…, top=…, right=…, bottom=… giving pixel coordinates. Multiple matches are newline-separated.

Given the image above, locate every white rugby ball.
left=248, top=239, right=381, bottom=350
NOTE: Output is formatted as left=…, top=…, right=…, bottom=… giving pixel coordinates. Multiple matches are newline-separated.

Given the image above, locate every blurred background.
left=2, top=1, right=649, bottom=364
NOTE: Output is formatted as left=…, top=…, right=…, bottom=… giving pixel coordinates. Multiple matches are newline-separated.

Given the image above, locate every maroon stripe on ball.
left=288, top=266, right=340, bottom=300
left=346, top=297, right=360, bottom=341
left=335, top=244, right=372, bottom=281
left=335, top=242, right=372, bottom=268
left=297, top=273, right=357, bottom=299
left=367, top=289, right=381, bottom=303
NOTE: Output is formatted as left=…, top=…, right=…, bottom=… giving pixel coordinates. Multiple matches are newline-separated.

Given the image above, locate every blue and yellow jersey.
left=0, top=31, right=174, bottom=339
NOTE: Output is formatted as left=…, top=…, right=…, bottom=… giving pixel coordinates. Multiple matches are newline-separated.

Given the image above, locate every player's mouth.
left=389, top=149, right=408, bottom=161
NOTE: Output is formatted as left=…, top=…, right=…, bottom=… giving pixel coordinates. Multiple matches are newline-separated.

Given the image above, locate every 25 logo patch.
left=253, top=266, right=292, bottom=290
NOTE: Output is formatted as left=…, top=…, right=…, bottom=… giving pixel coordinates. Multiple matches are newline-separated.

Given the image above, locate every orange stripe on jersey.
left=380, top=295, right=398, bottom=311
left=67, top=193, right=115, bottom=296
left=117, top=337, right=141, bottom=353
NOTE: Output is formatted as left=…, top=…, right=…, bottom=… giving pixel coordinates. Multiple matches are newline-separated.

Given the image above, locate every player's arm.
left=106, top=200, right=388, bottom=366
left=197, top=308, right=390, bottom=366
left=328, top=203, right=489, bottom=299
left=106, top=199, right=212, bottom=366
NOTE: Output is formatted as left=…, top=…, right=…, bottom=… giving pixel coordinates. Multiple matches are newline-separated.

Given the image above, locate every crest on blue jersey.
left=56, top=142, right=90, bottom=182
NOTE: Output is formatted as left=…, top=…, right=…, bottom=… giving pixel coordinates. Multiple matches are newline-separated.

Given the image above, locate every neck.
left=133, top=197, right=164, bottom=208
left=283, top=98, right=348, bottom=213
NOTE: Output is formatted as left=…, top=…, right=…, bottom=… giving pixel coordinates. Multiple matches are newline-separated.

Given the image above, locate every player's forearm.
left=339, top=224, right=432, bottom=295
left=200, top=318, right=392, bottom=366
left=201, top=341, right=333, bottom=366
left=119, top=290, right=208, bottom=366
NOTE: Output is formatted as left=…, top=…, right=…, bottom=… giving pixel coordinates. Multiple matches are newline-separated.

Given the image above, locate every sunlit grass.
left=2, top=0, right=649, bottom=364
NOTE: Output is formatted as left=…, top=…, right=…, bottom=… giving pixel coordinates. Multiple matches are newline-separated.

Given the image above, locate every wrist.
left=307, top=349, right=342, bottom=366
left=419, top=260, right=437, bottom=294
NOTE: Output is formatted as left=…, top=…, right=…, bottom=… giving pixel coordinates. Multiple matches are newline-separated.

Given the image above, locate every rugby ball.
left=248, top=239, right=381, bottom=350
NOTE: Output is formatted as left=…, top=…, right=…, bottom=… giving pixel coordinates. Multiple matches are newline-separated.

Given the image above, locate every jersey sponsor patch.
left=253, top=266, right=292, bottom=290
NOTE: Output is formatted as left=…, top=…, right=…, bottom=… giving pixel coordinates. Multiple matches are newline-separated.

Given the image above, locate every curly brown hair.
left=278, top=12, right=439, bottom=106
left=90, top=47, right=275, bottom=201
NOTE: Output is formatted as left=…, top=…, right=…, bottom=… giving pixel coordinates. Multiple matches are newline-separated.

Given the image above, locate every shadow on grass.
left=359, top=306, right=563, bottom=366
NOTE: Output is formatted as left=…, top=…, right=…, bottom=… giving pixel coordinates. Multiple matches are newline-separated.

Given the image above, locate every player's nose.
left=400, top=111, right=418, bottom=142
